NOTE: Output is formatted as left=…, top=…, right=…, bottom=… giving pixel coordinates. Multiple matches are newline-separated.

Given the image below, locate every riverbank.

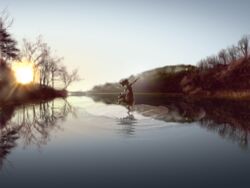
left=87, top=91, right=250, bottom=101
left=0, top=84, right=67, bottom=106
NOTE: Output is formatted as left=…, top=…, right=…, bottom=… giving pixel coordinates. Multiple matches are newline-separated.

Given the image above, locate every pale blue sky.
left=1, top=0, right=250, bottom=90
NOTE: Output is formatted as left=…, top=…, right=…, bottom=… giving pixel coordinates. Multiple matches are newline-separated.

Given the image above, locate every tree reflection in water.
left=0, top=99, right=75, bottom=169
left=89, top=94, right=250, bottom=149
left=198, top=100, right=250, bottom=150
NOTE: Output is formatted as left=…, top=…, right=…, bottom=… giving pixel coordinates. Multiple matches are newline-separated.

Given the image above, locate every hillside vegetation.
left=89, top=65, right=196, bottom=94
left=89, top=35, right=250, bottom=99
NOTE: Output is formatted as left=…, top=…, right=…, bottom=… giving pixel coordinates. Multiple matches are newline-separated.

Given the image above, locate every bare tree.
left=21, top=37, right=65, bottom=87
left=198, top=59, right=209, bottom=71
left=48, top=56, right=62, bottom=88
left=21, top=36, right=80, bottom=90
left=59, top=66, right=80, bottom=89
left=196, top=35, right=250, bottom=73
left=207, top=55, right=220, bottom=68
left=21, top=36, right=50, bottom=84
left=238, top=35, right=249, bottom=59
left=227, top=45, right=239, bottom=63
left=218, top=49, right=228, bottom=65
left=21, top=36, right=49, bottom=66
left=198, top=55, right=219, bottom=69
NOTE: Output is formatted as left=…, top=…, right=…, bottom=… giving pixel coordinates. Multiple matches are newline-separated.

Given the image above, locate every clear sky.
left=1, top=0, right=250, bottom=91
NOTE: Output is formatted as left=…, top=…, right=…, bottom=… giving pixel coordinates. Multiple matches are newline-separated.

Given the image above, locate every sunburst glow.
left=12, top=61, right=34, bottom=84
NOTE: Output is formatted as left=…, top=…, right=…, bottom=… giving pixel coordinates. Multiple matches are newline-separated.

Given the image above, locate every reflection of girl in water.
left=118, top=78, right=138, bottom=111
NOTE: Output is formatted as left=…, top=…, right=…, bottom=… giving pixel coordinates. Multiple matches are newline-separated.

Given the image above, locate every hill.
left=88, top=58, right=250, bottom=99
left=88, top=65, right=196, bottom=94
left=181, top=57, right=250, bottom=97
left=88, top=36, right=250, bottom=99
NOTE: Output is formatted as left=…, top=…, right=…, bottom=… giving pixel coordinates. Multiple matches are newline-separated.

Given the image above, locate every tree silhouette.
left=59, top=66, right=80, bottom=89
left=238, top=35, right=249, bottom=59
left=21, top=37, right=79, bottom=89
left=218, top=49, right=229, bottom=65
left=0, top=11, right=19, bottom=61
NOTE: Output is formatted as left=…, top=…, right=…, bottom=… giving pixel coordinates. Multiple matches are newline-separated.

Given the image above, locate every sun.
left=12, top=61, right=34, bottom=84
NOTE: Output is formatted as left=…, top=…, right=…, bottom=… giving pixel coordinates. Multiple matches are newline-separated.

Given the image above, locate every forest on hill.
left=89, top=35, right=250, bottom=99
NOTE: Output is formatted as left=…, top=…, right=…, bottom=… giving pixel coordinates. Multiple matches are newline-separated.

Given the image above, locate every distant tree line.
left=179, top=35, right=250, bottom=95
left=0, top=10, right=79, bottom=89
left=197, top=35, right=250, bottom=71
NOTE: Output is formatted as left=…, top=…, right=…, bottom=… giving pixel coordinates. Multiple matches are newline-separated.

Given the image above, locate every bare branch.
left=238, top=35, right=249, bottom=58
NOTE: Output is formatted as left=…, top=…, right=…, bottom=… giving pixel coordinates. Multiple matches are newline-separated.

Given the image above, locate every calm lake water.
left=1, top=95, right=250, bottom=188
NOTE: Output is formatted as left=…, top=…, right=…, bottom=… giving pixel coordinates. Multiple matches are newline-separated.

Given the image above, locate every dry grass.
left=213, top=90, right=250, bottom=100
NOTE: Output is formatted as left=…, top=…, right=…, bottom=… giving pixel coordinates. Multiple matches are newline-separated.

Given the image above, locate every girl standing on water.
left=118, top=78, right=138, bottom=111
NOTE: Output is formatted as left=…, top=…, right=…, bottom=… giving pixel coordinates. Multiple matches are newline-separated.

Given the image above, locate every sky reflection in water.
left=1, top=96, right=250, bottom=188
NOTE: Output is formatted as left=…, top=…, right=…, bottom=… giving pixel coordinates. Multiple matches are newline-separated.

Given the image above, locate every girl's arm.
left=130, top=78, right=139, bottom=86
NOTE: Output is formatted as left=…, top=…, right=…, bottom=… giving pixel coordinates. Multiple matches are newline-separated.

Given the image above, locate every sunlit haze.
left=2, top=0, right=250, bottom=90
left=12, top=61, right=34, bottom=84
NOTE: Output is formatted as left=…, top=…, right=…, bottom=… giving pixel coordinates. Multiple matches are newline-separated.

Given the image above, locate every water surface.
left=1, top=95, right=250, bottom=188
